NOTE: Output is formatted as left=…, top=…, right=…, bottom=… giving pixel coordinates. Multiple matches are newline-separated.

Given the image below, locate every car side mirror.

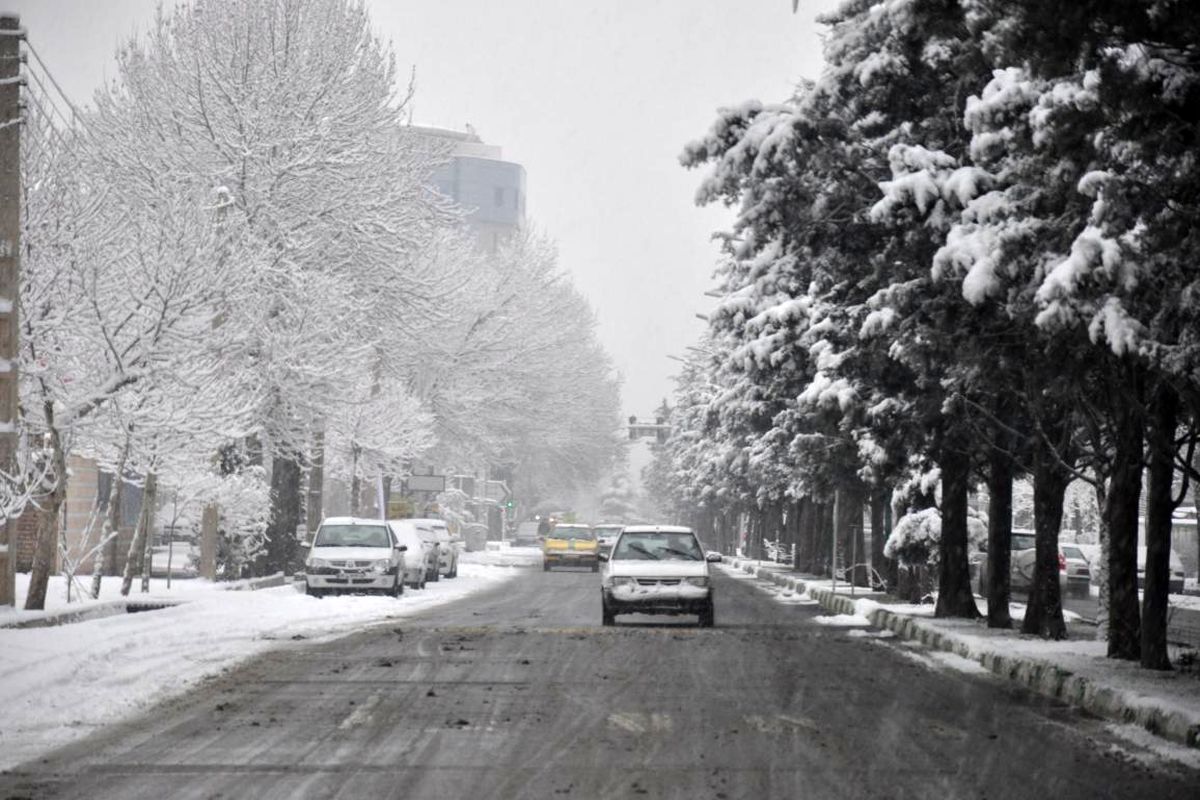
left=396, top=544, right=408, bottom=552
left=706, top=552, right=722, bottom=563
left=302, top=541, right=313, bottom=550
left=598, top=552, right=609, bottom=562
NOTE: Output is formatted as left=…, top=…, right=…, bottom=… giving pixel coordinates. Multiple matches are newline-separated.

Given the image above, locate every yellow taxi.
left=542, top=523, right=599, bottom=572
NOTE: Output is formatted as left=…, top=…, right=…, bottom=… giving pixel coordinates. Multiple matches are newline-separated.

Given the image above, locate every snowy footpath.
left=0, top=548, right=538, bottom=771
left=720, top=560, right=1200, bottom=753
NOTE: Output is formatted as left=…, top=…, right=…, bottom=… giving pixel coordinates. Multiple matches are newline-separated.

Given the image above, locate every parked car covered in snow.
left=1137, top=547, right=1186, bottom=594
left=303, top=517, right=406, bottom=597
left=600, top=525, right=719, bottom=627
left=1011, top=542, right=1091, bottom=598
left=388, top=520, right=436, bottom=590
left=411, top=518, right=459, bottom=579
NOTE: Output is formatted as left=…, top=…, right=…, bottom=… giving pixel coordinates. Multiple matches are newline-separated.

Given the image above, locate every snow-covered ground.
left=0, top=562, right=520, bottom=771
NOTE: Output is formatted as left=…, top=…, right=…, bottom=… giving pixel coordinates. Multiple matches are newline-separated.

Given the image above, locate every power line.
left=22, top=37, right=83, bottom=128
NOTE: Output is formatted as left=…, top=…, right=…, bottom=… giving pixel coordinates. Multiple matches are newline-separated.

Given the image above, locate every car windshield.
left=314, top=524, right=391, bottom=548
left=550, top=527, right=595, bottom=540
left=612, top=532, right=701, bottom=561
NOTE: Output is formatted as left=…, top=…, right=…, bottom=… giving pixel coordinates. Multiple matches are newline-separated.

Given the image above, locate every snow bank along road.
left=3, top=566, right=1199, bottom=799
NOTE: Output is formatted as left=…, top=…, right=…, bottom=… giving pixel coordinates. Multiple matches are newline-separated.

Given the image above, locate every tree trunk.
left=986, top=447, right=1014, bottom=629
left=264, top=454, right=303, bottom=576
left=1141, top=383, right=1176, bottom=670
left=1106, top=391, right=1143, bottom=660
left=24, top=421, right=68, bottom=611
left=306, top=428, right=325, bottom=536
left=936, top=443, right=980, bottom=619
left=91, top=443, right=128, bottom=599
left=883, top=501, right=897, bottom=591
left=121, top=471, right=157, bottom=597
left=139, top=475, right=158, bottom=593
left=1021, top=438, right=1068, bottom=639
left=869, top=488, right=887, bottom=587
left=349, top=442, right=361, bottom=517
left=1093, top=478, right=1110, bottom=640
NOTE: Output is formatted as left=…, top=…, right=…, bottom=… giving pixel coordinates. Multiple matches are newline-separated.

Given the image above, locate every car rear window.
left=1061, top=546, right=1084, bottom=561
left=314, top=525, right=391, bottom=548
left=1011, top=534, right=1036, bottom=551
left=551, top=527, right=596, bottom=540
left=613, top=532, right=701, bottom=561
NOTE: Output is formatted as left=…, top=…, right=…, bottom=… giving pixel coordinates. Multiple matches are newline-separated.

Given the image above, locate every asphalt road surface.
left=4, top=565, right=1199, bottom=799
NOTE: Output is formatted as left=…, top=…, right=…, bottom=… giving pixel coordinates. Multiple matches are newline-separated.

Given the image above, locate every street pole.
left=0, top=14, right=20, bottom=607
left=831, top=489, right=839, bottom=595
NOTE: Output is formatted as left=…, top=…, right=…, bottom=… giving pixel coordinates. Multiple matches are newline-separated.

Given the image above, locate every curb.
left=728, top=559, right=1200, bottom=749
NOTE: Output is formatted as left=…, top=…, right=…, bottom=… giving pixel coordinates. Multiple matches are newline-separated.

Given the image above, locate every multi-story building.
left=410, top=125, right=526, bottom=252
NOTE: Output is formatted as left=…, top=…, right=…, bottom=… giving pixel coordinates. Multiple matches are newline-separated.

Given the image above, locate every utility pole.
left=0, top=14, right=20, bottom=607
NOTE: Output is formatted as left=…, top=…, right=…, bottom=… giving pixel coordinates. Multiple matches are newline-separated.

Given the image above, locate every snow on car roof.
left=620, top=525, right=693, bottom=534
left=321, top=516, right=389, bottom=527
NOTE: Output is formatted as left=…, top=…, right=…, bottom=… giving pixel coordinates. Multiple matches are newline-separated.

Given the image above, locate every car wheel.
left=392, top=575, right=404, bottom=598
left=602, top=603, right=615, bottom=626
left=305, top=583, right=322, bottom=598
left=698, top=602, right=715, bottom=628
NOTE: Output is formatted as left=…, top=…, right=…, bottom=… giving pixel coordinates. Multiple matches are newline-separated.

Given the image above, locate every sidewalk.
left=726, top=559, right=1200, bottom=750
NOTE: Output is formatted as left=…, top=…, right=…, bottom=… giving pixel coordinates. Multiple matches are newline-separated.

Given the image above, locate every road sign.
left=406, top=474, right=446, bottom=493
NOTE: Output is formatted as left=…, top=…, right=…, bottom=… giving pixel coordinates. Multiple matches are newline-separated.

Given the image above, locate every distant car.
left=411, top=518, right=459, bottom=579
left=150, top=540, right=199, bottom=578
left=1012, top=542, right=1090, bottom=598
left=303, top=517, right=405, bottom=597
left=600, top=525, right=719, bottom=627
left=592, top=524, right=624, bottom=557
left=388, top=520, right=436, bottom=590
left=542, top=523, right=599, bottom=571
left=513, top=521, right=542, bottom=548
left=1137, top=547, right=1186, bottom=594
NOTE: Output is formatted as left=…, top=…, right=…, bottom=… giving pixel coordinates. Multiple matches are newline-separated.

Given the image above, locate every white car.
left=592, top=523, right=624, bottom=557
left=1137, top=547, right=1187, bottom=594
left=303, top=517, right=406, bottom=597
left=411, top=518, right=459, bottom=580
left=388, top=520, right=437, bottom=590
left=600, top=525, right=719, bottom=627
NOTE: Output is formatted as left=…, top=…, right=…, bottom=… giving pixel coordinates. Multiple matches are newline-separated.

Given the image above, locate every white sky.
left=7, top=0, right=838, bottom=419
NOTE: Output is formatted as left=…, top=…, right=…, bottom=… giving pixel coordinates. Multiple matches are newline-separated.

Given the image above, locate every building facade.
left=411, top=126, right=526, bottom=252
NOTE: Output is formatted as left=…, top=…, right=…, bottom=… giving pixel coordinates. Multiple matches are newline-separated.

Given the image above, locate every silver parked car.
left=388, top=520, right=437, bottom=590
left=411, top=518, right=459, bottom=580
left=303, top=517, right=406, bottom=597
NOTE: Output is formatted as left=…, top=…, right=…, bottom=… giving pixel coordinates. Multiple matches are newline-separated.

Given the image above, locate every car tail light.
left=1057, top=552, right=1066, bottom=572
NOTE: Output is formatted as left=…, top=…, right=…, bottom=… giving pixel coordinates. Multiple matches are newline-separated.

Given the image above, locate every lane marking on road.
left=338, top=692, right=382, bottom=730
left=607, top=712, right=674, bottom=734
left=744, top=713, right=820, bottom=734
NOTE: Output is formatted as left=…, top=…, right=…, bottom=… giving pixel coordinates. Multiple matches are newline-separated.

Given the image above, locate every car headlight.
left=370, top=559, right=392, bottom=574
left=685, top=577, right=709, bottom=588
left=608, top=576, right=635, bottom=588
left=307, top=558, right=331, bottom=569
